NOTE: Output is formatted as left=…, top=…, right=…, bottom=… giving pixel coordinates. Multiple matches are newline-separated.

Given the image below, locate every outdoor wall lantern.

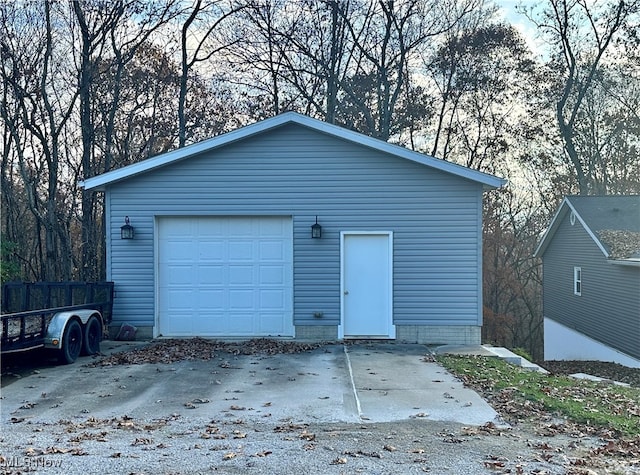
left=121, top=216, right=134, bottom=240
left=311, top=216, right=322, bottom=239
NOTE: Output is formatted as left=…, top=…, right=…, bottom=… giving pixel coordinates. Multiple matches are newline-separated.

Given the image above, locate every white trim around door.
left=339, top=231, right=394, bottom=339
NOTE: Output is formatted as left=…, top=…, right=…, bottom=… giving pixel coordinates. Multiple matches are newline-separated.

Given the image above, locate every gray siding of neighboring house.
left=105, top=123, right=484, bottom=335
left=543, top=212, right=640, bottom=359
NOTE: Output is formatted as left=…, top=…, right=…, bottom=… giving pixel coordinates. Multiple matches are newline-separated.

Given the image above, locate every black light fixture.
left=120, top=216, right=134, bottom=240
left=311, top=216, right=322, bottom=239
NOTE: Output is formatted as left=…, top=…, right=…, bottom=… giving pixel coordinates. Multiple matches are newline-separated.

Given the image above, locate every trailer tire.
left=82, top=316, right=102, bottom=356
left=59, top=320, right=82, bottom=364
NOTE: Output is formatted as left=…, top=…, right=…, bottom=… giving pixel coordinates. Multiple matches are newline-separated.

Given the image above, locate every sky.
left=495, top=0, right=547, bottom=58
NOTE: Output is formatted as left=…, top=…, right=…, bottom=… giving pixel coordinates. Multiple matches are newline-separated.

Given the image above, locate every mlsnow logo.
left=1, top=455, right=64, bottom=469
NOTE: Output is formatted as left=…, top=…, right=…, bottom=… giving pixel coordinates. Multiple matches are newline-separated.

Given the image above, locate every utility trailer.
left=1, top=282, right=114, bottom=364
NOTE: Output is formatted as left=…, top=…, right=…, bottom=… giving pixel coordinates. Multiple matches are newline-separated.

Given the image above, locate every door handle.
left=344, top=290, right=349, bottom=295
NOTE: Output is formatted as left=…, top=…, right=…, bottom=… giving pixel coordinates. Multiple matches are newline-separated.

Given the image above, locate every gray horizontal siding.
left=106, top=124, right=483, bottom=330
left=543, top=214, right=640, bottom=359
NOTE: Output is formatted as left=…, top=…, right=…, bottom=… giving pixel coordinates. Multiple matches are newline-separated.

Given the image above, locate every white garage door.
left=157, top=216, right=293, bottom=337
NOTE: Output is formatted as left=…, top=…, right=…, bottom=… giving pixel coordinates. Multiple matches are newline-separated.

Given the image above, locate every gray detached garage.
left=82, top=112, right=505, bottom=343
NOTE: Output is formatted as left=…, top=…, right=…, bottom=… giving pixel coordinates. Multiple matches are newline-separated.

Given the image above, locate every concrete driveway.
left=1, top=342, right=502, bottom=427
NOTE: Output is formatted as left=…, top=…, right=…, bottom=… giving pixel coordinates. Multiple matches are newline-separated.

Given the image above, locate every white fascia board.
left=566, top=199, right=610, bottom=258
left=294, top=114, right=507, bottom=189
left=533, top=198, right=609, bottom=258
left=81, top=112, right=506, bottom=191
left=81, top=114, right=295, bottom=191
left=607, top=258, right=640, bottom=267
left=533, top=198, right=569, bottom=258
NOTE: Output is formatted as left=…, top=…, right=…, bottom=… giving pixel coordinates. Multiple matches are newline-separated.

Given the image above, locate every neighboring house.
left=82, top=112, right=505, bottom=343
left=534, top=195, right=640, bottom=368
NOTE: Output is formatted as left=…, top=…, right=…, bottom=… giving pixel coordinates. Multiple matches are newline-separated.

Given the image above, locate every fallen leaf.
left=299, top=430, right=316, bottom=441
left=344, top=450, right=382, bottom=458
left=132, top=438, right=154, bottom=446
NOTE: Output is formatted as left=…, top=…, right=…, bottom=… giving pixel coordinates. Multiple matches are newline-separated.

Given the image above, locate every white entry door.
left=157, top=216, right=293, bottom=337
left=341, top=232, right=394, bottom=339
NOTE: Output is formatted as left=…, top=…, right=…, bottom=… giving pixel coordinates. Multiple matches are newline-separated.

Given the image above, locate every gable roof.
left=81, top=112, right=506, bottom=191
left=534, top=195, right=640, bottom=264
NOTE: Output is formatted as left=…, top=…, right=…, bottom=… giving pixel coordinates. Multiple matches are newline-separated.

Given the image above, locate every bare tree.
left=224, top=0, right=298, bottom=118
left=72, top=0, right=129, bottom=281
left=529, top=0, right=638, bottom=195
left=1, top=2, right=78, bottom=280
left=575, top=66, right=640, bottom=194
left=73, top=0, right=181, bottom=281
left=103, top=1, right=181, bottom=172
left=330, top=0, right=475, bottom=139
left=228, top=0, right=479, bottom=139
left=426, top=22, right=536, bottom=172
left=178, top=0, right=245, bottom=147
left=1, top=1, right=186, bottom=281
left=482, top=188, right=546, bottom=360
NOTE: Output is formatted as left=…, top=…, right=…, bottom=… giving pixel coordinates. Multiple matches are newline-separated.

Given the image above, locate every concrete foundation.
left=295, top=325, right=338, bottom=341
left=396, top=325, right=481, bottom=345
left=107, top=324, right=481, bottom=346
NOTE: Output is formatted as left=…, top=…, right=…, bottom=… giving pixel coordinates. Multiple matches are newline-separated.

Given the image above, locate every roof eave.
left=81, top=112, right=506, bottom=191
left=607, top=258, right=640, bottom=267
left=82, top=114, right=297, bottom=191
left=534, top=197, right=610, bottom=259
left=533, top=198, right=570, bottom=258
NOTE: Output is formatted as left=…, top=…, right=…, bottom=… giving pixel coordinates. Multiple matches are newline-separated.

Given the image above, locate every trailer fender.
left=44, top=310, right=102, bottom=350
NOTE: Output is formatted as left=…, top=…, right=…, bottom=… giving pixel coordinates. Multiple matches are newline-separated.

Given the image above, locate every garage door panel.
left=158, top=216, right=293, bottom=337
left=260, top=241, right=285, bottom=260
left=232, top=220, right=254, bottom=235
left=193, top=314, right=225, bottom=333
left=164, top=312, right=193, bottom=336
left=198, top=240, right=225, bottom=260
left=229, top=289, right=254, bottom=308
left=228, top=240, right=254, bottom=260
left=198, top=265, right=224, bottom=285
left=259, top=218, right=286, bottom=236
left=161, top=239, right=194, bottom=261
left=165, top=265, right=195, bottom=285
left=229, top=265, right=254, bottom=284
left=198, top=219, right=224, bottom=235
left=162, top=289, right=194, bottom=307
left=199, top=289, right=225, bottom=310
left=260, top=289, right=285, bottom=309
left=259, top=266, right=284, bottom=285
left=227, top=313, right=254, bottom=333
left=259, top=313, right=287, bottom=333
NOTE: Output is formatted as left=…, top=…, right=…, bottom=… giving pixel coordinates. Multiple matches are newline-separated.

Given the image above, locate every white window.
left=574, top=267, right=582, bottom=296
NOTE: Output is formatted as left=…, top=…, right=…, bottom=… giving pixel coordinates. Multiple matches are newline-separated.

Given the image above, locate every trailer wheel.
left=59, top=320, right=82, bottom=364
left=82, top=316, right=102, bottom=356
